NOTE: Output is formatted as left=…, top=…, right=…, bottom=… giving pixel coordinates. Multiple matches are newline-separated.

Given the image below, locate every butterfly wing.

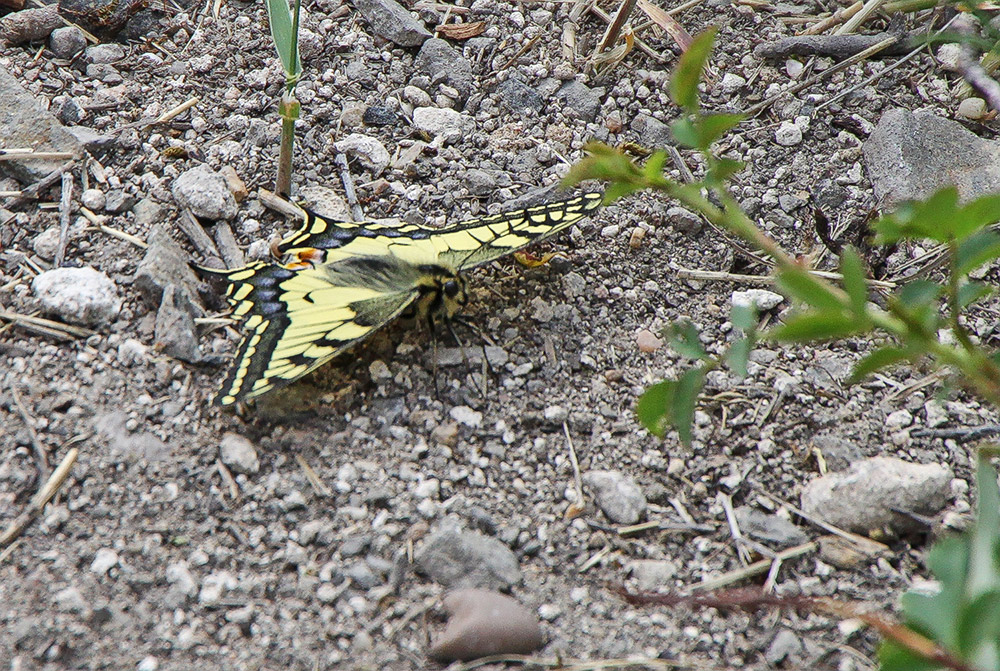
left=275, top=192, right=604, bottom=271
left=208, top=257, right=420, bottom=406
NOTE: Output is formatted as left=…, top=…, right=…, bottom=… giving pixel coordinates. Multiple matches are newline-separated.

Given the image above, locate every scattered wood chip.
left=637, top=0, right=692, bottom=51
left=435, top=21, right=486, bottom=40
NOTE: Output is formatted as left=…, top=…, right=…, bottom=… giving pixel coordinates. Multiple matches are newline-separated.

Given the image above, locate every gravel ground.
left=0, top=0, right=995, bottom=668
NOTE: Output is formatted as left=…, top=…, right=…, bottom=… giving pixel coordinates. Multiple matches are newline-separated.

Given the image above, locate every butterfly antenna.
left=444, top=317, right=489, bottom=400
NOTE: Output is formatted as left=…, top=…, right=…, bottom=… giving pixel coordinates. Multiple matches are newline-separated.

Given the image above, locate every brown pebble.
left=430, top=589, right=544, bottom=662
left=818, top=535, right=871, bottom=570
left=220, top=165, right=249, bottom=202
left=430, top=421, right=459, bottom=446
left=605, top=110, right=623, bottom=133
left=628, top=226, right=646, bottom=249
left=636, top=329, right=663, bottom=353
left=1, top=5, right=61, bottom=44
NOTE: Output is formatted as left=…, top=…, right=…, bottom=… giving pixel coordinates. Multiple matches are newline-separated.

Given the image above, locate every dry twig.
left=0, top=447, right=79, bottom=550
left=54, top=170, right=73, bottom=267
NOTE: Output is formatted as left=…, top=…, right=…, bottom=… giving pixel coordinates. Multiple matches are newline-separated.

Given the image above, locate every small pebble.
left=219, top=432, right=260, bottom=475
left=636, top=329, right=663, bottom=353
left=81, top=188, right=106, bottom=211
left=91, top=548, right=119, bottom=575
left=430, top=589, right=543, bottom=661
left=775, top=121, right=803, bottom=146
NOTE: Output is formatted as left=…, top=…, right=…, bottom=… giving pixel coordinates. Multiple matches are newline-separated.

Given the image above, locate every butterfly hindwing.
left=209, top=258, right=420, bottom=406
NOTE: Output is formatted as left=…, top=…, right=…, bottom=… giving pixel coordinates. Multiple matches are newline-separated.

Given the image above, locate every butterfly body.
left=204, top=192, right=603, bottom=406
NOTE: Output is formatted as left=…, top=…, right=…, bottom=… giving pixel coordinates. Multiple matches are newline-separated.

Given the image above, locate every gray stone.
left=50, top=95, right=83, bottom=125
left=864, top=108, right=1000, bottom=207
left=80, top=188, right=106, bottom=211
left=555, top=81, right=603, bottom=122
left=463, top=168, right=496, bottom=196
left=334, top=133, right=390, bottom=176
left=345, top=561, right=379, bottom=589
left=631, top=113, right=673, bottom=148
left=496, top=79, right=544, bottom=114
left=133, top=198, right=167, bottom=228
left=800, top=456, right=952, bottom=536
left=765, top=629, right=803, bottom=665
left=732, top=289, right=784, bottom=312
left=1, top=5, right=62, bottom=45
left=353, top=0, right=431, bottom=46
left=415, top=38, right=474, bottom=101
left=165, top=561, right=197, bottom=599
left=154, top=284, right=203, bottom=363
left=629, top=559, right=678, bottom=591
left=65, top=126, right=115, bottom=151
left=172, top=164, right=238, bottom=220
left=83, top=43, right=125, bottom=64
left=49, top=27, right=87, bottom=58
left=430, top=589, right=543, bottom=662
left=32, top=227, right=60, bottom=260
left=219, top=432, right=260, bottom=475
left=0, top=66, right=83, bottom=182
left=416, top=520, right=522, bottom=589
left=299, top=185, right=351, bottom=220
left=133, top=226, right=206, bottom=310
left=32, top=266, right=121, bottom=327
left=582, top=470, right=647, bottom=524
left=449, top=405, right=482, bottom=428
left=90, top=548, right=119, bottom=575
left=103, top=188, right=132, bottom=213
left=412, top=107, right=475, bottom=142
left=734, top=506, right=808, bottom=547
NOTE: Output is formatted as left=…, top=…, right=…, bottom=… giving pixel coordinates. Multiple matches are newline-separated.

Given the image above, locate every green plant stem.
left=275, top=92, right=299, bottom=198
left=648, top=171, right=1000, bottom=408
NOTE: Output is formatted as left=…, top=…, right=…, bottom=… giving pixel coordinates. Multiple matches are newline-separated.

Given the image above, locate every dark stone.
left=352, top=0, right=431, bottom=47
left=496, top=79, right=544, bottom=114
left=363, top=104, right=398, bottom=127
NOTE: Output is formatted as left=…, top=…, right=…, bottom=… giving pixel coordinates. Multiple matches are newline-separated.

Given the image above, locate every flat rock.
left=1, top=5, right=62, bottom=45
left=800, top=456, right=952, bottom=536
left=496, top=79, right=544, bottom=114
left=631, top=113, right=674, bottom=149
left=864, top=108, right=1000, bottom=207
left=412, top=107, right=474, bottom=142
left=555, top=81, right=603, bottom=122
left=353, top=0, right=431, bottom=47
left=582, top=469, right=647, bottom=524
left=298, top=185, right=351, bottom=220
left=430, top=589, right=543, bottom=662
left=171, top=164, right=238, bottom=220
left=414, top=38, right=473, bottom=101
left=334, top=133, right=390, bottom=176
left=133, top=226, right=206, bottom=311
left=32, top=266, right=121, bottom=327
left=416, top=520, right=522, bottom=590
left=154, top=284, right=203, bottom=363
left=734, top=506, right=808, bottom=547
left=629, top=559, right=678, bottom=591
left=219, top=432, right=260, bottom=475
left=0, top=64, right=83, bottom=182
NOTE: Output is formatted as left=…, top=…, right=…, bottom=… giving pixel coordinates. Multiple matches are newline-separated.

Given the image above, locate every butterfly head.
left=414, top=264, right=468, bottom=321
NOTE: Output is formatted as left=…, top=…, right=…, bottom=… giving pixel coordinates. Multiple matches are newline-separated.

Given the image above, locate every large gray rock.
left=154, top=284, right=203, bottom=363
left=430, top=589, right=543, bottom=662
left=582, top=470, right=647, bottom=524
left=133, top=226, right=206, bottom=311
left=0, top=64, right=83, bottom=182
left=414, top=38, right=474, bottom=101
left=800, top=456, right=952, bottom=536
left=353, top=0, right=431, bottom=46
left=32, top=266, right=121, bottom=327
left=416, top=520, right=522, bottom=590
left=171, top=164, right=238, bottom=220
left=555, top=81, right=603, bottom=122
left=864, top=108, right=1000, bottom=207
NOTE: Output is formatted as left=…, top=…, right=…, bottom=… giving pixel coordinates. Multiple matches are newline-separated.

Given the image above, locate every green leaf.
left=957, top=591, right=1000, bottom=658
left=696, top=113, right=744, bottom=148
left=896, top=280, right=944, bottom=308
left=839, top=247, right=868, bottom=317
left=956, top=230, right=1000, bottom=277
left=873, top=187, right=960, bottom=244
left=952, top=192, right=1000, bottom=240
left=726, top=337, right=751, bottom=379
left=642, top=151, right=669, bottom=180
left=775, top=266, right=843, bottom=311
left=905, top=534, right=969, bottom=647
left=266, top=0, right=302, bottom=78
left=669, top=28, right=717, bottom=112
left=562, top=143, right=645, bottom=199
left=958, top=281, right=993, bottom=308
left=636, top=366, right=707, bottom=445
left=968, top=456, right=1000, bottom=598
left=671, top=117, right=700, bottom=149
left=666, top=320, right=706, bottom=360
left=847, top=345, right=911, bottom=384
left=771, top=311, right=863, bottom=341
left=705, top=157, right=745, bottom=185
left=731, top=303, right=757, bottom=332
left=877, top=640, right=942, bottom=671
